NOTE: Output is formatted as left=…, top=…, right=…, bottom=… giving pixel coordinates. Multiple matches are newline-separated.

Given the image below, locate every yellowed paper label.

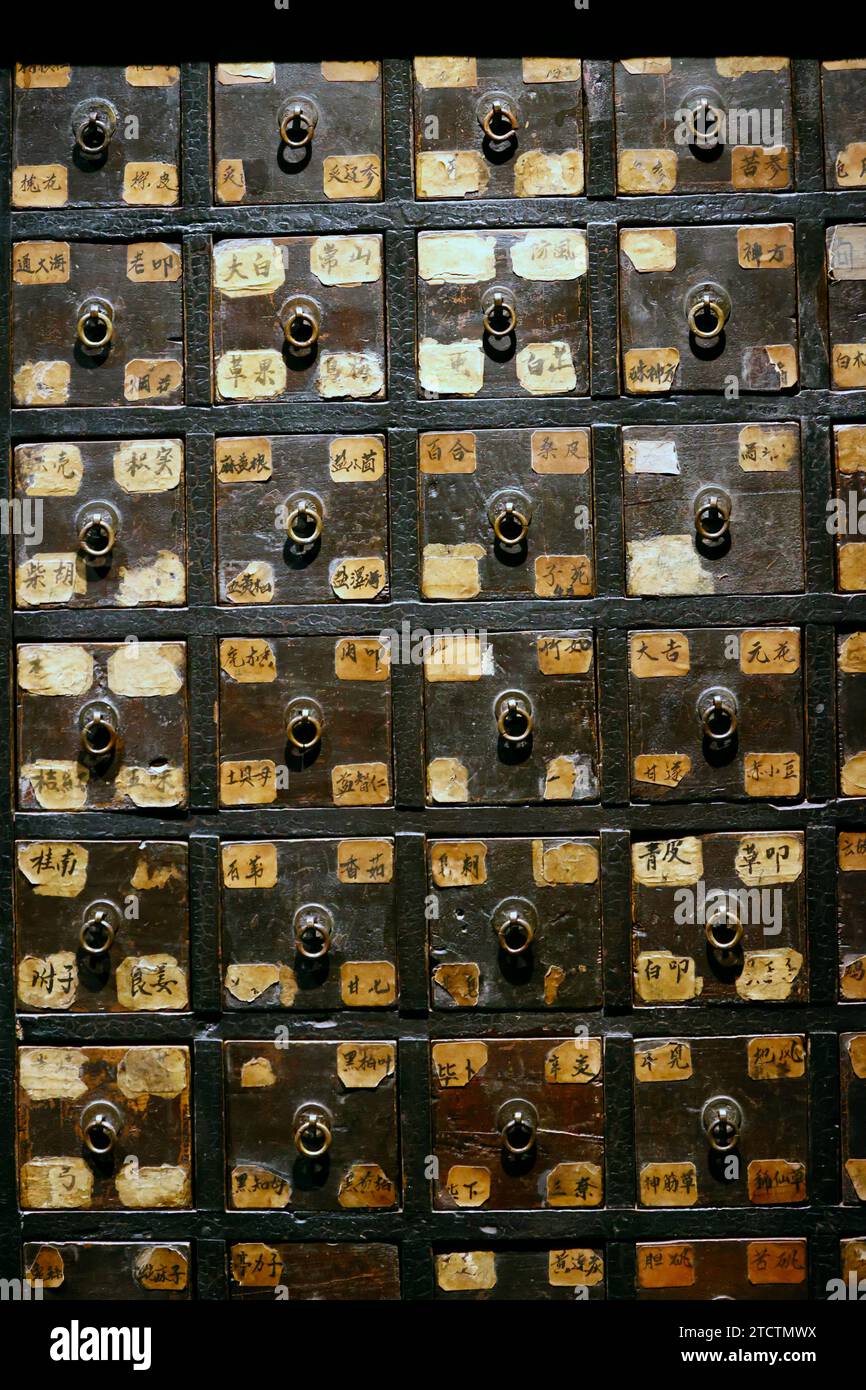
left=522, top=58, right=582, bottom=82
left=834, top=143, right=866, bottom=187
left=16, top=443, right=83, bottom=496
left=21, top=762, right=89, bottom=810
left=216, top=350, right=287, bottom=401
left=317, top=351, right=384, bottom=400
left=534, top=555, right=593, bottom=597
left=15, top=64, right=71, bottom=87
left=737, top=225, right=794, bottom=269
left=620, top=58, right=672, bottom=75
left=510, top=230, right=587, bottom=280
left=224, top=561, right=274, bottom=604
left=736, top=950, right=803, bottom=1001
left=124, top=359, right=183, bottom=402
left=25, top=1247, right=65, bottom=1288
left=431, top=841, right=488, bottom=887
left=621, top=228, right=677, bottom=273
left=747, top=1241, right=807, bottom=1285
left=17, top=554, right=84, bottom=607
left=230, top=1166, right=291, bottom=1209
left=219, top=638, right=276, bottom=681
left=13, top=361, right=71, bottom=406
left=627, top=535, right=713, bottom=597
left=436, top=1251, right=496, bottom=1291
left=321, top=61, right=380, bottom=82
left=740, top=629, right=800, bottom=674
left=21, top=1158, right=93, bottom=1209
left=18, top=643, right=92, bottom=696
left=835, top=345, right=866, bottom=390
left=427, top=757, right=469, bottom=803
left=847, top=1034, right=866, bottom=1079
left=732, top=147, right=790, bottom=189
left=126, top=243, right=181, bottom=282
left=330, top=558, right=387, bottom=601
left=632, top=836, right=703, bottom=886
left=845, top=1160, right=866, bottom=1200
left=419, top=338, right=485, bottom=395
left=222, top=843, right=278, bottom=889
left=414, top=57, right=477, bottom=88
left=624, top=348, right=679, bottom=393
left=417, top=232, right=496, bottom=284
left=117, top=1046, right=188, bottom=1099
left=336, top=1042, right=395, bottom=1089
left=13, top=241, right=70, bottom=285
left=213, top=240, right=284, bottom=296
left=634, top=953, right=702, bottom=1003
left=840, top=830, right=866, bottom=868
left=215, top=159, right=246, bottom=203
left=422, top=544, right=483, bottom=600
left=125, top=66, right=179, bottom=86
left=420, top=432, right=477, bottom=473
left=337, top=839, right=393, bottom=883
left=334, top=637, right=389, bottom=681
left=747, top=1036, right=806, bottom=1080
left=323, top=155, right=381, bottom=198
left=630, top=630, right=689, bottom=676
left=18, top=952, right=78, bottom=1010
left=116, top=956, right=189, bottom=1010
left=107, top=642, right=184, bottom=698
left=116, top=765, right=186, bottom=810
left=416, top=150, right=489, bottom=198
left=640, top=1163, right=698, bottom=1207
left=531, top=429, right=589, bottom=473
left=231, top=1244, right=283, bottom=1287
left=744, top=753, right=801, bottom=798
left=537, top=634, right=593, bottom=675
left=432, top=1041, right=487, bottom=1087
left=240, top=1057, right=275, bottom=1088
left=633, top=754, right=692, bottom=789
left=548, top=1249, right=604, bottom=1287
left=17, top=842, right=88, bottom=897
left=841, top=956, right=866, bottom=1000
left=532, top=839, right=599, bottom=886
left=340, top=961, right=396, bottom=1007
left=12, top=165, right=68, bottom=208
left=617, top=149, right=678, bottom=194
left=748, top=1159, right=807, bottom=1204
left=839, top=544, right=866, bottom=591
left=224, top=965, right=279, bottom=1003
left=424, top=633, right=491, bottom=681
left=310, top=234, right=382, bottom=286
left=20, top=1046, right=87, bottom=1100
left=839, top=631, right=866, bottom=672
left=738, top=424, right=797, bottom=471
left=637, top=1245, right=696, bottom=1288
left=443, top=1166, right=490, bottom=1207
left=217, top=63, right=275, bottom=84
left=546, top=1163, right=603, bottom=1207
left=329, top=436, right=385, bottom=481
left=716, top=57, right=788, bottom=77
left=544, top=1038, right=601, bottom=1083
left=113, top=440, right=182, bottom=493
left=635, top=1041, right=694, bottom=1081
left=219, top=761, right=278, bottom=806
left=122, top=163, right=179, bottom=205
left=432, top=963, right=480, bottom=1006
left=734, top=833, right=803, bottom=884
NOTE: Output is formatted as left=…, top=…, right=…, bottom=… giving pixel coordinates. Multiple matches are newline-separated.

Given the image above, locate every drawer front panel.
left=631, top=832, right=807, bottom=1007
left=822, top=61, right=866, bottom=188
left=837, top=631, right=866, bottom=796
left=614, top=58, right=794, bottom=195
left=413, top=57, right=584, bottom=200
left=838, top=832, right=866, bottom=1000
left=15, top=840, right=189, bottom=1014
left=230, top=1242, right=399, bottom=1299
left=215, top=433, right=388, bottom=605
left=828, top=225, right=866, bottom=390
left=433, top=1245, right=605, bottom=1299
left=417, top=229, right=589, bottom=399
left=17, top=1044, right=192, bottom=1210
left=12, top=240, right=184, bottom=408
left=14, top=439, right=186, bottom=609
left=218, top=635, right=392, bottom=809
left=622, top=423, right=804, bottom=596
left=212, top=235, right=386, bottom=403
left=428, top=836, right=602, bottom=1010
left=430, top=1036, right=604, bottom=1211
left=619, top=224, right=798, bottom=394
left=842, top=1033, right=866, bottom=1204
left=834, top=425, right=866, bottom=591
left=16, top=641, right=189, bottom=812
left=23, top=1241, right=191, bottom=1299
left=214, top=61, right=383, bottom=205
left=419, top=427, right=594, bottom=600
left=13, top=64, right=180, bottom=209
left=220, top=838, right=396, bottom=1011
left=634, top=1035, right=809, bottom=1209
left=224, top=1040, right=400, bottom=1212
left=627, top=627, right=804, bottom=803
left=635, top=1238, right=808, bottom=1300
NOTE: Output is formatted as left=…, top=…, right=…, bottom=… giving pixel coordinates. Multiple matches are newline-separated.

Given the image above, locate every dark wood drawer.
left=23, top=1242, right=191, bottom=1299
left=635, top=1238, right=808, bottom=1299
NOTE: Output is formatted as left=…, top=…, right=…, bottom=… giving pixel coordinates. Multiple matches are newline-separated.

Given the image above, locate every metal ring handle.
left=81, top=1100, right=124, bottom=1157
left=72, top=99, right=118, bottom=157
left=498, top=1099, right=538, bottom=1156
left=704, top=903, right=744, bottom=955
left=684, top=96, right=725, bottom=150
left=78, top=510, right=116, bottom=559
left=687, top=292, right=728, bottom=340
left=698, top=689, right=738, bottom=743
left=492, top=501, right=530, bottom=546
left=286, top=497, right=323, bottom=545
left=293, top=905, right=333, bottom=960
left=480, top=98, right=518, bottom=142
left=286, top=703, right=323, bottom=751
left=293, top=1107, right=333, bottom=1157
left=76, top=300, right=114, bottom=353
left=278, top=98, right=319, bottom=147
left=495, top=692, right=534, bottom=743
left=79, top=711, right=119, bottom=760
left=481, top=287, right=517, bottom=338
left=495, top=909, right=535, bottom=956
left=280, top=296, right=321, bottom=351
left=79, top=908, right=117, bottom=956
left=702, top=1096, right=742, bottom=1153
left=694, top=488, right=732, bottom=543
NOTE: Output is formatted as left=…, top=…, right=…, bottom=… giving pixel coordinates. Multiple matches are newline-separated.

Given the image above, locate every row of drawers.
left=9, top=225, right=866, bottom=405
left=11, top=831, right=866, bottom=1012
left=9, top=630, right=866, bottom=809
left=18, top=1237, right=862, bottom=1301
left=12, top=424, right=866, bottom=606
left=11, top=59, right=866, bottom=206
left=13, top=1035, right=865, bottom=1210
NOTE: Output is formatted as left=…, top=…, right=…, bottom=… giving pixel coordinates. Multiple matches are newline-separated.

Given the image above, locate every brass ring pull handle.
left=286, top=495, right=323, bottom=546
left=79, top=704, right=120, bottom=760
left=481, top=286, right=518, bottom=339
left=495, top=690, right=534, bottom=744
left=478, top=93, right=519, bottom=142
left=76, top=298, right=115, bottom=354
left=79, top=904, right=118, bottom=956
left=81, top=1099, right=124, bottom=1157
left=77, top=505, right=117, bottom=559
left=71, top=97, right=118, bottom=157
left=278, top=96, right=319, bottom=147
left=279, top=295, right=321, bottom=353
left=293, top=904, right=334, bottom=960
left=488, top=488, right=532, bottom=546
left=704, top=901, right=744, bottom=956
left=701, top=1095, right=743, bottom=1153
left=694, top=486, right=732, bottom=545
left=683, top=95, right=725, bottom=150
left=492, top=898, right=537, bottom=956
left=286, top=697, right=324, bottom=751
left=685, top=281, right=731, bottom=341
left=498, top=1098, right=538, bottom=1156
left=698, top=687, right=738, bottom=744
left=293, top=1104, right=333, bottom=1158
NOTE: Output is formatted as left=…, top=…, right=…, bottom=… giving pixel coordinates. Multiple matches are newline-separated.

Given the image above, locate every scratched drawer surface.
left=833, top=426, right=866, bottom=591
left=827, top=226, right=866, bottom=390
left=230, top=1242, right=400, bottom=1299
left=413, top=57, right=584, bottom=200
left=614, top=58, right=794, bottom=195
left=218, top=635, right=392, bottom=809
left=16, top=1045, right=192, bottom=1210
left=430, top=1036, right=604, bottom=1211
left=13, top=439, right=186, bottom=608
left=838, top=833, right=866, bottom=1001
left=212, top=235, right=386, bottom=403
left=631, top=832, right=807, bottom=1008
left=627, top=627, right=804, bottom=803
left=215, top=433, right=388, bottom=605
left=428, top=837, right=602, bottom=1010
left=224, top=1040, right=400, bottom=1212
left=16, top=641, right=189, bottom=813
left=12, top=240, right=184, bottom=408
left=14, top=840, right=189, bottom=1015
left=822, top=60, right=866, bottom=189
left=619, top=224, right=798, bottom=395
left=433, top=1246, right=605, bottom=1300
left=621, top=423, right=804, bottom=596
left=635, top=1238, right=808, bottom=1300
left=214, top=61, right=383, bottom=204
left=634, top=1035, right=809, bottom=1209
left=842, top=1034, right=866, bottom=1204
left=220, top=838, right=396, bottom=1011
left=416, top=229, right=589, bottom=399
left=424, top=631, right=598, bottom=806
left=837, top=632, right=866, bottom=797
left=13, top=65, right=180, bottom=209
left=23, top=1242, right=191, bottom=1299
left=419, top=427, right=594, bottom=600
